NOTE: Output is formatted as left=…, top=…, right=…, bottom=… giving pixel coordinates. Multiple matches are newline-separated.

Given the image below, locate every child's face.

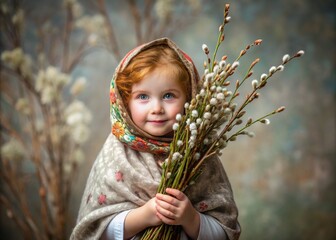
left=128, top=67, right=187, bottom=137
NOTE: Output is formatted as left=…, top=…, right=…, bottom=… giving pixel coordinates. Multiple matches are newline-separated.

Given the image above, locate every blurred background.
left=1, top=0, right=335, bottom=239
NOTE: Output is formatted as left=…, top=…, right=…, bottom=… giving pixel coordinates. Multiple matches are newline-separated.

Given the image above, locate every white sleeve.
left=101, top=211, right=227, bottom=240
left=197, top=213, right=228, bottom=240
left=101, top=210, right=131, bottom=240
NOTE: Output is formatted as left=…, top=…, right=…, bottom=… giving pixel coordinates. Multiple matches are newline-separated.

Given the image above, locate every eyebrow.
left=130, top=90, right=148, bottom=95
left=131, top=88, right=180, bottom=94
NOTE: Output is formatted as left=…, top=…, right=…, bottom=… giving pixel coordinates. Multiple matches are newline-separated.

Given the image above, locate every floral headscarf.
left=109, top=38, right=199, bottom=155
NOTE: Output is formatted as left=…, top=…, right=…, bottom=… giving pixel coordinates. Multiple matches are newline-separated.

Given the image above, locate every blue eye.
left=137, top=94, right=149, bottom=100
left=163, top=93, right=175, bottom=99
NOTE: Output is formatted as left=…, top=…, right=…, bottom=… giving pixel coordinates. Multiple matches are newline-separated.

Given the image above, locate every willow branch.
left=127, top=0, right=143, bottom=45
left=67, top=44, right=98, bottom=72
left=96, top=0, right=121, bottom=61
left=157, top=14, right=172, bottom=38
left=144, top=0, right=154, bottom=40
left=62, top=4, right=74, bottom=72
left=27, top=101, right=53, bottom=237
left=1, top=159, right=43, bottom=240
left=0, top=194, right=32, bottom=239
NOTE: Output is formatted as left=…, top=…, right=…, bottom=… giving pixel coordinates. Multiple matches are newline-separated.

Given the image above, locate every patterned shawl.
left=70, top=38, right=241, bottom=240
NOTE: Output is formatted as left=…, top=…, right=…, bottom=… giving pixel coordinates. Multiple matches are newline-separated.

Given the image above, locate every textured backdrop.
left=1, top=0, right=335, bottom=239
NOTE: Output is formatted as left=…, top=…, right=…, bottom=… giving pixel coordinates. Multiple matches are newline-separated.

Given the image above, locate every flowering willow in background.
left=0, top=1, right=98, bottom=239
left=94, top=0, right=201, bottom=57
left=1, top=0, right=206, bottom=239
left=141, top=4, right=304, bottom=240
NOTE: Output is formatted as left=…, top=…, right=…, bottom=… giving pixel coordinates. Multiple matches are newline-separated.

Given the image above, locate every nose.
left=151, top=100, right=164, bottom=114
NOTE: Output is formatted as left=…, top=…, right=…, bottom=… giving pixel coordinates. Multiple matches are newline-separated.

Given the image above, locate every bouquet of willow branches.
left=141, top=4, right=304, bottom=240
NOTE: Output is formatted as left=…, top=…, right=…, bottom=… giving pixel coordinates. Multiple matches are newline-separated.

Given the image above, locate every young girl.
left=70, top=38, right=241, bottom=240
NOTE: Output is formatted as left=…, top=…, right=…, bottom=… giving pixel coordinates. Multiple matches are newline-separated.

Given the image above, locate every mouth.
left=148, top=120, right=167, bottom=123
left=147, top=120, right=167, bottom=124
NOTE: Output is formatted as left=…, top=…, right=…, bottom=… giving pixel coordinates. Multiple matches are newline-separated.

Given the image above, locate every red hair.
left=116, top=45, right=191, bottom=106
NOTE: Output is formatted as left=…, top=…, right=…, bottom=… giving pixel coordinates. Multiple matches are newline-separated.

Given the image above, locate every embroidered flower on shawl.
left=130, top=137, right=150, bottom=151
left=112, top=122, right=125, bottom=138
left=98, top=193, right=107, bottom=205
left=110, top=89, right=116, bottom=104
left=199, top=201, right=208, bottom=211
left=154, top=148, right=168, bottom=156
left=115, top=171, right=124, bottom=182
left=123, top=134, right=135, bottom=142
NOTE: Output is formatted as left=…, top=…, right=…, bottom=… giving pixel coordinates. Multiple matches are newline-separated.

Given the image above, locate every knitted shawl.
left=70, top=38, right=241, bottom=240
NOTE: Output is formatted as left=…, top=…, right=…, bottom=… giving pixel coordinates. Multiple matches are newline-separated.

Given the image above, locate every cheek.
left=129, top=108, right=143, bottom=127
left=170, top=102, right=185, bottom=116
left=129, top=102, right=142, bottom=121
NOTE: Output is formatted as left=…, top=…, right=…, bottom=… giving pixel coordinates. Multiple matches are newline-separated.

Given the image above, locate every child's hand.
left=155, top=188, right=200, bottom=239
left=143, top=197, right=163, bottom=227
left=124, top=197, right=162, bottom=238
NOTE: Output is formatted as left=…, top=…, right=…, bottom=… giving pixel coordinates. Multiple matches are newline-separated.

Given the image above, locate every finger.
left=155, top=198, right=178, bottom=214
left=165, top=188, right=186, bottom=201
left=156, top=211, right=177, bottom=225
left=156, top=202, right=176, bottom=220
left=156, top=193, right=179, bottom=207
